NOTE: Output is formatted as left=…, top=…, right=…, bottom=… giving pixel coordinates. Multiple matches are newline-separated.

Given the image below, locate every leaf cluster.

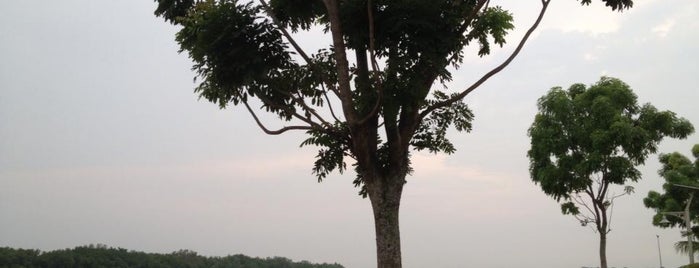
left=161, top=0, right=337, bottom=126
left=300, top=123, right=351, bottom=181
left=579, top=0, right=633, bottom=11
left=412, top=91, right=474, bottom=154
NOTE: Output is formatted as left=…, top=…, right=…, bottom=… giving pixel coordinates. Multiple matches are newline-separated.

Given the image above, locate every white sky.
left=1, top=1, right=698, bottom=267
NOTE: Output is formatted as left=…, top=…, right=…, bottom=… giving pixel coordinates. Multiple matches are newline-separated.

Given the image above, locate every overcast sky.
left=1, top=1, right=697, bottom=268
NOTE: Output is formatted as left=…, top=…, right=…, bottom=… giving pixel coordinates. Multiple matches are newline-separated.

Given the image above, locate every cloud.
left=651, top=18, right=676, bottom=38
left=541, top=1, right=623, bottom=35
left=409, top=152, right=524, bottom=194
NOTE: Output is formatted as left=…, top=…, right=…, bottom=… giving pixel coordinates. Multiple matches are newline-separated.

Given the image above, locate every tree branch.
left=322, top=0, right=359, bottom=124
left=283, top=89, right=333, bottom=127
left=586, top=186, right=602, bottom=228
left=606, top=197, right=616, bottom=233
left=243, top=100, right=313, bottom=135
left=259, top=0, right=312, bottom=64
left=254, top=93, right=324, bottom=129
left=598, top=174, right=610, bottom=202
left=572, top=193, right=597, bottom=219
left=352, top=0, right=383, bottom=127
left=419, top=0, right=550, bottom=120
left=609, top=191, right=628, bottom=202
left=322, top=85, right=341, bottom=122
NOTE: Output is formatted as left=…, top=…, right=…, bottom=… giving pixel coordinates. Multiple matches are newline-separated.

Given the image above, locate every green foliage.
left=561, top=201, right=581, bottom=215
left=175, top=1, right=296, bottom=111
left=155, top=0, right=635, bottom=191
left=644, top=144, right=699, bottom=229
left=412, top=91, right=474, bottom=154
left=0, top=245, right=344, bottom=268
left=528, top=77, right=691, bottom=268
left=529, top=77, right=693, bottom=203
left=580, top=0, right=633, bottom=11
left=300, top=123, right=351, bottom=181
left=154, top=1, right=637, bottom=265
left=674, top=240, right=699, bottom=256
left=155, top=0, right=196, bottom=23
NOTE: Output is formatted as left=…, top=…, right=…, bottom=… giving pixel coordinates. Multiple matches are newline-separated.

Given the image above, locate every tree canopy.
left=154, top=0, right=634, bottom=189
left=154, top=1, right=635, bottom=267
left=528, top=76, right=694, bottom=268
left=529, top=77, right=693, bottom=204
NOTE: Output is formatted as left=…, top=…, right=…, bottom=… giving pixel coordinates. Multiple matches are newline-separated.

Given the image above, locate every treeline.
left=0, top=245, right=344, bottom=268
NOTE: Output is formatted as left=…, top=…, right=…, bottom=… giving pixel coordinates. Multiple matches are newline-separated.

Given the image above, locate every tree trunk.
left=367, top=176, right=405, bottom=268
left=599, top=232, right=608, bottom=268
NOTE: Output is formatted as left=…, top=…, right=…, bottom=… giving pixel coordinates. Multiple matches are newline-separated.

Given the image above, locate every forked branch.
left=572, top=193, right=597, bottom=219
left=243, top=100, right=312, bottom=135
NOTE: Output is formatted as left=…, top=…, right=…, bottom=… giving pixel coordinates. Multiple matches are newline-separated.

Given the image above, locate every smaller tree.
left=644, top=144, right=699, bottom=264
left=528, top=77, right=694, bottom=268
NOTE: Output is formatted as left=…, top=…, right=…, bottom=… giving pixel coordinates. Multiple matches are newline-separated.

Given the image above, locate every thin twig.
left=572, top=193, right=597, bottom=219
left=322, top=84, right=341, bottom=122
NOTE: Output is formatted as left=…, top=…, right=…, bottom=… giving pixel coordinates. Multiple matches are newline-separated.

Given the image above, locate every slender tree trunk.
left=367, top=176, right=405, bottom=268
left=599, top=232, right=608, bottom=268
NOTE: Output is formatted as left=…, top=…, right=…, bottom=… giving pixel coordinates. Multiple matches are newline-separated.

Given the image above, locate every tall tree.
left=155, top=1, right=634, bottom=267
left=528, top=77, right=693, bottom=268
left=644, top=144, right=699, bottom=265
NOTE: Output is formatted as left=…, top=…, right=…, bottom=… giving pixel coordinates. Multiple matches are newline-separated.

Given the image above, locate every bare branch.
left=419, top=0, right=550, bottom=120
left=572, top=213, right=597, bottom=233
left=592, top=172, right=603, bottom=185
left=607, top=197, right=616, bottom=233
left=572, top=193, right=597, bottom=218
left=255, top=93, right=324, bottom=129
left=586, top=185, right=602, bottom=227
left=609, top=192, right=628, bottom=202
left=598, top=176, right=610, bottom=202
left=285, top=90, right=333, bottom=126
left=322, top=85, right=341, bottom=122
left=243, top=100, right=312, bottom=135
